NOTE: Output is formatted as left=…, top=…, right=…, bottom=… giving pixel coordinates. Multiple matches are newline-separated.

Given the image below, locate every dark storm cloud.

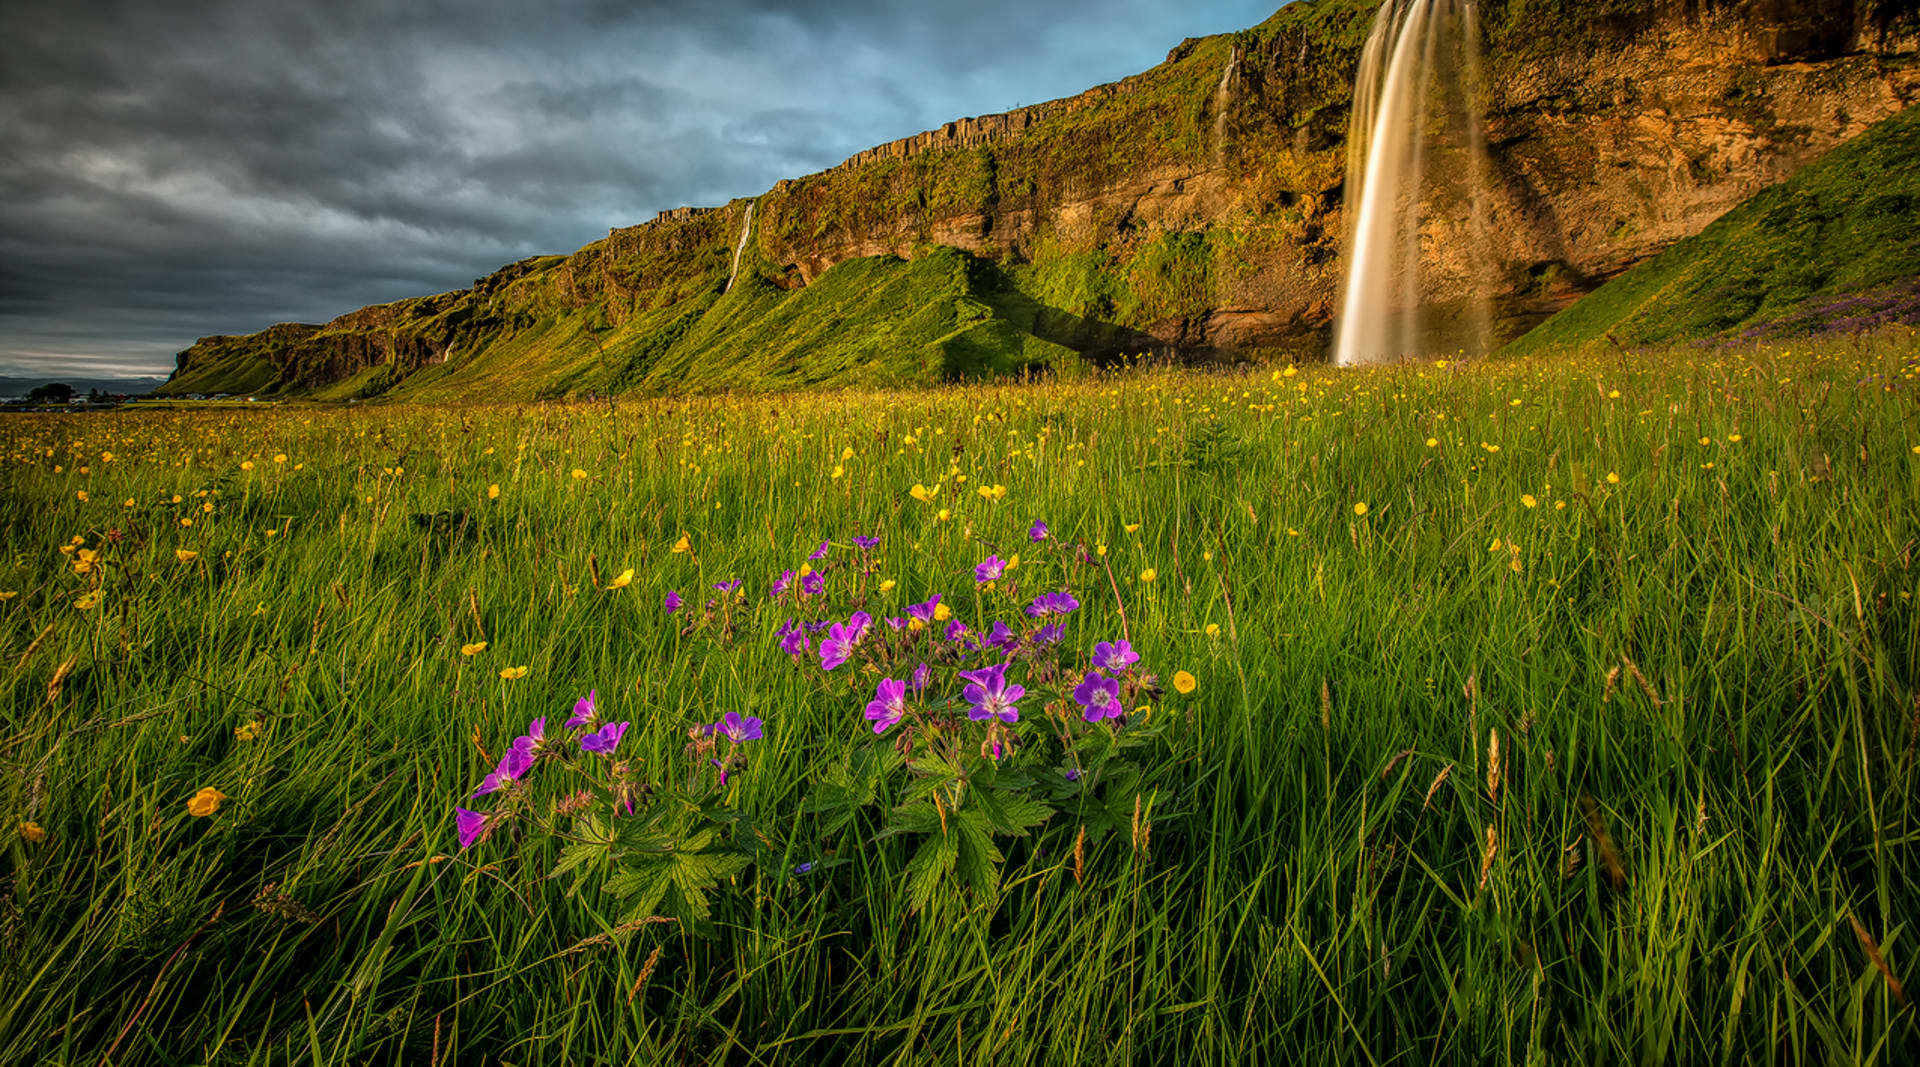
left=0, top=0, right=1280, bottom=380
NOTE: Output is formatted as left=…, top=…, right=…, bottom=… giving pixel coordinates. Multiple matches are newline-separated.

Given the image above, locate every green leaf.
left=904, top=830, right=959, bottom=914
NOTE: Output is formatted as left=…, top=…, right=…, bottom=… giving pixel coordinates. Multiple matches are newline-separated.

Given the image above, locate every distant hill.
left=0, top=375, right=166, bottom=400
left=1505, top=104, right=1920, bottom=355
left=160, top=0, right=1920, bottom=398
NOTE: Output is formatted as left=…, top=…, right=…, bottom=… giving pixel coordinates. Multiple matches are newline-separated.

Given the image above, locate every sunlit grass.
left=2, top=334, right=1917, bottom=1064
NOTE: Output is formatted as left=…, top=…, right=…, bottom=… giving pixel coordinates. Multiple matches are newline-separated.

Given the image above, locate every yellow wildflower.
left=1522, top=494, right=1538, bottom=509
left=671, top=533, right=692, bottom=554
left=461, top=641, right=487, bottom=656
left=936, top=508, right=951, bottom=522
left=1172, top=670, right=1197, bottom=695
left=234, top=721, right=264, bottom=741
left=608, top=568, right=634, bottom=590
left=176, top=549, right=199, bottom=563
left=240, top=461, right=254, bottom=471
left=933, top=601, right=953, bottom=622
left=19, top=821, right=46, bottom=843
left=1352, top=502, right=1369, bottom=517
left=1606, top=472, right=1620, bottom=484
left=499, top=666, right=529, bottom=680
left=488, top=484, right=501, bottom=500
left=1204, top=623, right=1220, bottom=637
left=910, top=483, right=938, bottom=502
left=1139, top=568, right=1157, bottom=583
left=571, top=468, right=588, bottom=480
left=878, top=579, right=896, bottom=593
left=74, top=592, right=101, bottom=610
left=186, top=787, right=226, bottom=817
left=273, top=454, right=287, bottom=464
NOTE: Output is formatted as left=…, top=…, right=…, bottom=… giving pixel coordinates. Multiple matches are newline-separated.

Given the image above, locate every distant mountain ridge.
left=162, top=0, right=1920, bottom=398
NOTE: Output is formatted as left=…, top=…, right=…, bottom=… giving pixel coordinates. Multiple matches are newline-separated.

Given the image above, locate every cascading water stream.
left=1213, top=45, right=1239, bottom=167
left=1334, top=0, right=1491, bottom=366
left=725, top=201, right=756, bottom=294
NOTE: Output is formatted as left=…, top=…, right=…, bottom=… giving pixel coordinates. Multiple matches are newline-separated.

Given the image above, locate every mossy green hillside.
left=1506, top=104, right=1920, bottom=355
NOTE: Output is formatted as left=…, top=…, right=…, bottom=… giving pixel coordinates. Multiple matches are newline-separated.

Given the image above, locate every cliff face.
left=163, top=0, right=1920, bottom=398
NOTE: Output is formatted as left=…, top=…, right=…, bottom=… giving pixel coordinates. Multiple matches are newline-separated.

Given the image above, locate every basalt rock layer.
left=161, top=0, right=1920, bottom=398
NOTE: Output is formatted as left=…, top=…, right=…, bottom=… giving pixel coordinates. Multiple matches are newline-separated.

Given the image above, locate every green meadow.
left=2, top=337, right=1918, bottom=1064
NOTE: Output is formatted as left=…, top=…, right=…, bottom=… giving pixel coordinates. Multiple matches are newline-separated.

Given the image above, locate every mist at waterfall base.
left=1334, top=0, right=1494, bottom=367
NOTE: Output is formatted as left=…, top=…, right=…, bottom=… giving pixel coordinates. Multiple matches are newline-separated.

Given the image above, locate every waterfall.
left=725, top=201, right=756, bottom=294
left=1333, top=0, right=1491, bottom=367
left=1213, top=45, right=1239, bottom=167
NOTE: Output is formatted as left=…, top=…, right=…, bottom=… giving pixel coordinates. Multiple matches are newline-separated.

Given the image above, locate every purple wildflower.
left=974, top=555, right=1007, bottom=583
left=957, top=662, right=1024, bottom=723
left=776, top=619, right=811, bottom=659
left=801, top=571, right=826, bottom=596
left=454, top=807, right=489, bottom=849
left=943, top=619, right=970, bottom=642
left=1028, top=520, right=1049, bottom=541
left=1072, top=671, right=1124, bottom=722
left=514, top=716, right=548, bottom=756
left=1034, top=622, right=1065, bottom=646
left=1092, top=640, right=1140, bottom=673
left=771, top=570, right=796, bottom=596
left=804, top=619, right=834, bottom=634
left=794, top=861, right=817, bottom=875
left=580, top=720, right=629, bottom=756
left=819, top=611, right=872, bottom=671
left=664, top=590, right=683, bottom=614
left=865, top=677, right=907, bottom=734
left=907, top=594, right=942, bottom=628
left=808, top=540, right=830, bottom=561
left=472, top=745, right=533, bottom=798
left=714, top=711, right=763, bottom=743
left=985, top=620, right=1018, bottom=653
left=567, top=690, right=598, bottom=729
left=852, top=535, right=881, bottom=550
left=910, top=662, right=931, bottom=692
left=885, top=616, right=909, bottom=630
left=1025, top=591, right=1080, bottom=617
left=713, top=578, right=742, bottom=595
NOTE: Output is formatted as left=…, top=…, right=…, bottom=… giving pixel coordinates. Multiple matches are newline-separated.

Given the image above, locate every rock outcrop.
left=163, top=0, right=1920, bottom=398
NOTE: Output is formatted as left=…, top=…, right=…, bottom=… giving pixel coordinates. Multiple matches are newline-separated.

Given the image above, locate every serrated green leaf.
left=904, top=830, right=959, bottom=914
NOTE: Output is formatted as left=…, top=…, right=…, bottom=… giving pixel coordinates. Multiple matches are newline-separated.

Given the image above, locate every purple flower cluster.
left=455, top=688, right=635, bottom=849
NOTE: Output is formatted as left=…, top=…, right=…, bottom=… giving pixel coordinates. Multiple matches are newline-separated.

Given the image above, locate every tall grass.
left=2, top=334, right=1917, bottom=1064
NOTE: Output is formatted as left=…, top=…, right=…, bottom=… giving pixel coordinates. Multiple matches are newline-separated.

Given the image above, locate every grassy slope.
left=1507, top=105, right=1920, bottom=354
left=3, top=337, right=1917, bottom=1063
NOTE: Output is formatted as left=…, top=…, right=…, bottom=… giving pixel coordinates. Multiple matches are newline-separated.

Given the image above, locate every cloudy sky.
left=0, top=0, right=1281, bottom=382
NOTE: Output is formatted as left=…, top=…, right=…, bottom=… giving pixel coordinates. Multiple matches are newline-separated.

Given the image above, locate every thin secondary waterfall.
left=1213, top=45, right=1239, bottom=167
left=1334, top=0, right=1491, bottom=366
left=725, top=201, right=756, bottom=294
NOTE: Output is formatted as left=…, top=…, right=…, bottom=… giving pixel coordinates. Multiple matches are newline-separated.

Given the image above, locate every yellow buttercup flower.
left=500, top=665, right=529, bottom=680
left=74, top=592, right=101, bottom=610
left=671, top=533, right=692, bottom=554
left=1139, top=568, right=1157, bottom=583
left=488, top=484, right=501, bottom=500
left=186, top=787, right=226, bottom=817
left=18, top=821, right=45, bottom=843
left=240, top=461, right=254, bottom=471
left=1204, top=623, right=1220, bottom=637
left=933, top=602, right=953, bottom=622
left=1426, top=437, right=1439, bottom=447
left=570, top=468, right=588, bottom=480
left=76, top=490, right=88, bottom=502
left=176, top=549, right=199, bottom=563
left=1124, top=523, right=1140, bottom=534
left=273, top=454, right=287, bottom=464
left=461, top=641, right=488, bottom=656
left=1172, top=670, right=1197, bottom=694
left=0, top=591, right=16, bottom=601
left=936, top=508, right=951, bottom=521
left=608, top=568, right=634, bottom=589
left=878, top=579, right=896, bottom=593
left=910, top=483, right=938, bottom=502
left=1606, top=472, right=1620, bottom=484
left=1521, top=494, right=1538, bottom=509
left=1352, top=502, right=1369, bottom=517
left=234, top=721, right=264, bottom=741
